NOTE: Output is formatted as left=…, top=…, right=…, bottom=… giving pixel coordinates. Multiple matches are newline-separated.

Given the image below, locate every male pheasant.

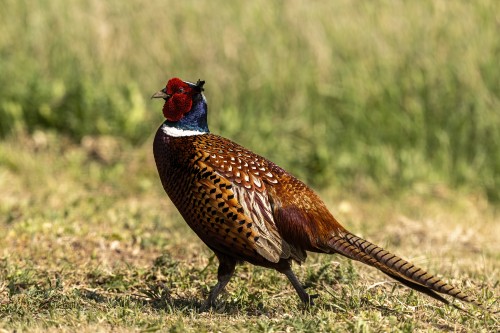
left=152, top=77, right=480, bottom=310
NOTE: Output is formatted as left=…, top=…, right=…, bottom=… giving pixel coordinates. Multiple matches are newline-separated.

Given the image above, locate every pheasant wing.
left=191, top=136, right=301, bottom=263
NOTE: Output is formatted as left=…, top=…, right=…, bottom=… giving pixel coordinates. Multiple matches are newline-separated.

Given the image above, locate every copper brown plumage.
left=152, top=77, right=482, bottom=311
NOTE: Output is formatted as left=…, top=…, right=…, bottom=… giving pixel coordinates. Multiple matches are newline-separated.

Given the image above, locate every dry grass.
left=0, top=132, right=498, bottom=332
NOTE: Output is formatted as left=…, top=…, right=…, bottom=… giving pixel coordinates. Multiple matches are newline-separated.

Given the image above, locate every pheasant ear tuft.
left=195, top=79, right=206, bottom=92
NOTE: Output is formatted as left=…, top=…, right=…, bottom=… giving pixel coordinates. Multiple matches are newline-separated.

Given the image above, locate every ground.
left=0, top=132, right=498, bottom=332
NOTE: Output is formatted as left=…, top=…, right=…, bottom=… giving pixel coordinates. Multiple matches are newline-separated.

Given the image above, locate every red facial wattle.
left=162, top=78, right=194, bottom=122
left=163, top=93, right=193, bottom=121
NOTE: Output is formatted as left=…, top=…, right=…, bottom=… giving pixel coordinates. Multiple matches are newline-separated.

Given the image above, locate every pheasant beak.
left=151, top=88, right=170, bottom=100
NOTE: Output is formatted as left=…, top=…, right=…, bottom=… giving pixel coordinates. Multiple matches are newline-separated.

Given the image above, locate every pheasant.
left=152, top=77, right=480, bottom=311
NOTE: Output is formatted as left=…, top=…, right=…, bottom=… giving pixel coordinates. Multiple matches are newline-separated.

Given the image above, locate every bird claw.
left=200, top=299, right=216, bottom=312
left=304, top=293, right=320, bottom=307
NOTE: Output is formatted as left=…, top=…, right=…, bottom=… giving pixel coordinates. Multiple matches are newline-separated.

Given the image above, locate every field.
left=1, top=0, right=499, bottom=332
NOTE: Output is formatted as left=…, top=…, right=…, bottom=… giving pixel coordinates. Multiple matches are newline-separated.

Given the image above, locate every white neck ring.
left=161, top=124, right=207, bottom=137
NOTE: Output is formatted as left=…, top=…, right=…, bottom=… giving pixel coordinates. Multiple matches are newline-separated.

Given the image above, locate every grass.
left=1, top=0, right=500, bottom=200
left=0, top=132, right=498, bottom=332
left=1, top=0, right=500, bottom=331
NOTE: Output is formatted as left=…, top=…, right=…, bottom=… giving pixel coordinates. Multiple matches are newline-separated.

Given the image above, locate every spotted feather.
left=189, top=157, right=285, bottom=262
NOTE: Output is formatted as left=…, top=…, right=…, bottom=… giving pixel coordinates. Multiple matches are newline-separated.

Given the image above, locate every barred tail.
left=328, top=232, right=481, bottom=308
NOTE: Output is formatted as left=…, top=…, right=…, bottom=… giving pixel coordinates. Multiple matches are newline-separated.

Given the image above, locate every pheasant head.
left=152, top=78, right=209, bottom=134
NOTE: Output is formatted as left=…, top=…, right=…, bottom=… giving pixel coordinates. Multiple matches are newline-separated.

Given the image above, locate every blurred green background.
left=1, top=0, right=499, bottom=200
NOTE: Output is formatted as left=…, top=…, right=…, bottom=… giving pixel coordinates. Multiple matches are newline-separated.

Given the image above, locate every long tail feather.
left=328, top=232, right=482, bottom=308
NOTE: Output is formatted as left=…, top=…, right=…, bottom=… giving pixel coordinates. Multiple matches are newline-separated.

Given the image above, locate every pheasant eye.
left=178, top=87, right=185, bottom=93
